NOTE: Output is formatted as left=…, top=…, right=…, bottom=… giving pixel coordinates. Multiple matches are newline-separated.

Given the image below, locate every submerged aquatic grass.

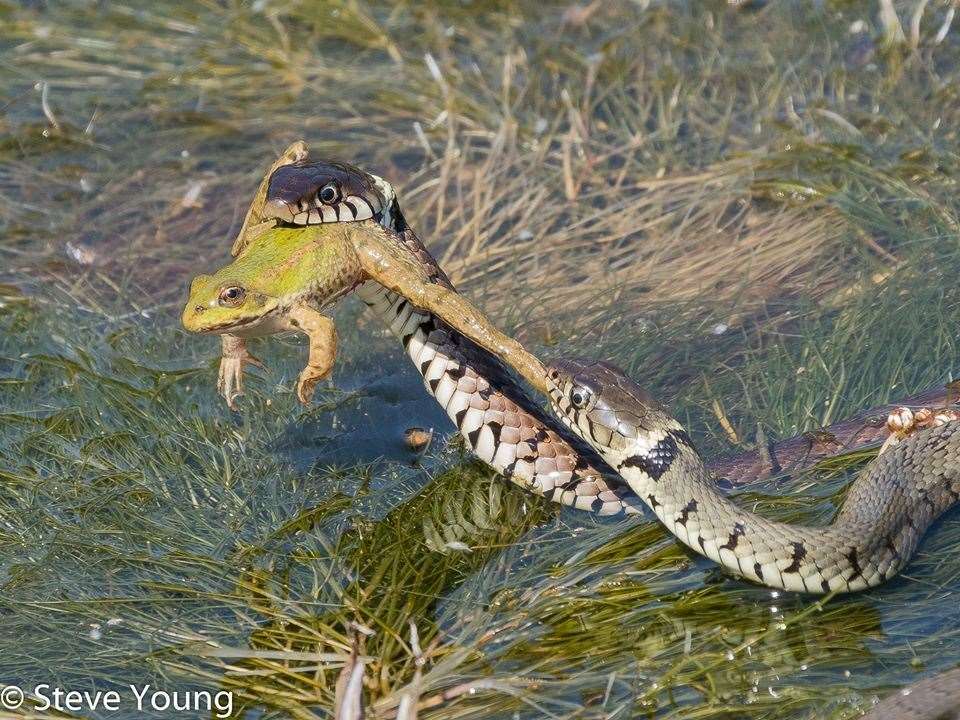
left=2, top=1, right=960, bottom=718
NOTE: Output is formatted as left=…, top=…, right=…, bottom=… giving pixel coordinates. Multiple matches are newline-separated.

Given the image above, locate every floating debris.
left=404, top=427, right=434, bottom=452
left=65, top=241, right=97, bottom=266
left=181, top=180, right=205, bottom=209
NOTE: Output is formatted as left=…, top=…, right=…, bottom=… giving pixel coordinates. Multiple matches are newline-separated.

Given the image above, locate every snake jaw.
left=264, top=161, right=390, bottom=228
left=263, top=198, right=297, bottom=223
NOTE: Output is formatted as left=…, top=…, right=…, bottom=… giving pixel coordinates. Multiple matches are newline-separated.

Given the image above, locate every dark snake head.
left=263, top=160, right=406, bottom=230
left=546, top=358, right=674, bottom=453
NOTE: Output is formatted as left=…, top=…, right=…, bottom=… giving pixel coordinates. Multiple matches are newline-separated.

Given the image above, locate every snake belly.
left=264, top=160, right=641, bottom=515
left=546, top=359, right=960, bottom=594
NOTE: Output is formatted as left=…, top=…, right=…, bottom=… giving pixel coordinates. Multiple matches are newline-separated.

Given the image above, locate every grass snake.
left=264, top=158, right=960, bottom=593
left=262, top=158, right=960, bottom=718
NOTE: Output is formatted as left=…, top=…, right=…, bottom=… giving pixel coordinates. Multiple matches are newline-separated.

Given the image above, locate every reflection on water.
left=277, top=363, right=451, bottom=471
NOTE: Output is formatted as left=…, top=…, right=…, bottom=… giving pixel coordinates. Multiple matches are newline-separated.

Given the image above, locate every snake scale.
left=261, top=159, right=960, bottom=717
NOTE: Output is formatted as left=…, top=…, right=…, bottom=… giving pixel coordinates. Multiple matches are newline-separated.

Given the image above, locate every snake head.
left=546, top=358, right=672, bottom=451
left=264, top=160, right=391, bottom=226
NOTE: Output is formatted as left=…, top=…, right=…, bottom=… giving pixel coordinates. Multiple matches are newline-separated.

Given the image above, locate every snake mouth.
left=549, top=401, right=574, bottom=429
left=264, top=196, right=384, bottom=228
left=272, top=209, right=385, bottom=230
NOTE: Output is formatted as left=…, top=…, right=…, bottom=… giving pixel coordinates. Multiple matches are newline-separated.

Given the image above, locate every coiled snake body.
left=263, top=160, right=960, bottom=717
left=546, top=360, right=960, bottom=594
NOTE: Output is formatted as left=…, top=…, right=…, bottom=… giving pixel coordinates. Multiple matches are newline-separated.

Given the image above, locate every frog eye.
left=318, top=183, right=341, bottom=204
left=218, top=286, right=246, bottom=307
left=570, top=386, right=592, bottom=409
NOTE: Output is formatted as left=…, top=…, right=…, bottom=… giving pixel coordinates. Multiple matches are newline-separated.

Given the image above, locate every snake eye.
left=218, top=286, right=246, bottom=307
left=318, top=183, right=341, bottom=204
left=570, top=387, right=591, bottom=409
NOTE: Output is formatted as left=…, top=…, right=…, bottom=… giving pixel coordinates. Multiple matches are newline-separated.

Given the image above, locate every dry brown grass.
left=419, top=145, right=854, bottom=325
left=6, top=2, right=946, bottom=333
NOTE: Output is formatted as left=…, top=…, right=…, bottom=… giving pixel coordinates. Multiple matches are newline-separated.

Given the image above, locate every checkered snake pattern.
left=262, top=160, right=960, bottom=718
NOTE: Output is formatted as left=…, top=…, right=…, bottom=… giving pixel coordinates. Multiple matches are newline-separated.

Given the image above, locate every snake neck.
left=588, top=401, right=960, bottom=593
left=367, top=172, right=409, bottom=236
left=352, top=175, right=642, bottom=515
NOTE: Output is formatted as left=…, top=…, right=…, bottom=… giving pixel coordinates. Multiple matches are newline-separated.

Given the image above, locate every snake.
left=543, top=358, right=960, bottom=593
left=265, top=159, right=642, bottom=515
left=543, top=360, right=960, bottom=715
left=265, top=159, right=960, bottom=593
left=262, top=160, right=960, bottom=716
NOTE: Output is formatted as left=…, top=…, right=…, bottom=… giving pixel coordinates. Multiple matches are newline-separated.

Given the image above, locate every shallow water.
left=2, top=1, right=960, bottom=718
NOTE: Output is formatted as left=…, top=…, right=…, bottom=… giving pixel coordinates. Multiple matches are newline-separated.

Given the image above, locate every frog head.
left=182, top=223, right=357, bottom=336
left=181, top=271, right=282, bottom=336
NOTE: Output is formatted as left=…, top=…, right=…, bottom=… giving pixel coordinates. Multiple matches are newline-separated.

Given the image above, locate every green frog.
left=181, top=224, right=347, bottom=407
left=182, top=171, right=548, bottom=407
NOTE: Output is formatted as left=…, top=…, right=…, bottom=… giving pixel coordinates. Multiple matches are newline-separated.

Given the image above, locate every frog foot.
left=218, top=334, right=265, bottom=410
left=296, top=363, right=331, bottom=406
left=289, top=305, right=338, bottom=406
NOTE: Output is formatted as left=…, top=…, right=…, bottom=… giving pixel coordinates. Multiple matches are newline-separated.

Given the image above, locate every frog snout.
left=181, top=302, right=205, bottom=333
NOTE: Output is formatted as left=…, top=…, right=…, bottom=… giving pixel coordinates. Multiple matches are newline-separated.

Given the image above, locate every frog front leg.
left=218, top=334, right=266, bottom=410
left=285, top=303, right=338, bottom=405
left=351, top=226, right=550, bottom=395
left=216, top=307, right=336, bottom=408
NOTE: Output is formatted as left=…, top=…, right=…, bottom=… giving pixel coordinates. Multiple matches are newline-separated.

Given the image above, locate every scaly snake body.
left=546, top=359, right=960, bottom=593
left=265, top=159, right=641, bottom=514
left=262, top=160, right=960, bottom=717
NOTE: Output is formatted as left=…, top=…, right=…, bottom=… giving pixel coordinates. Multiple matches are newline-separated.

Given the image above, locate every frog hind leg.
left=352, top=225, right=549, bottom=395
left=287, top=303, right=338, bottom=405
